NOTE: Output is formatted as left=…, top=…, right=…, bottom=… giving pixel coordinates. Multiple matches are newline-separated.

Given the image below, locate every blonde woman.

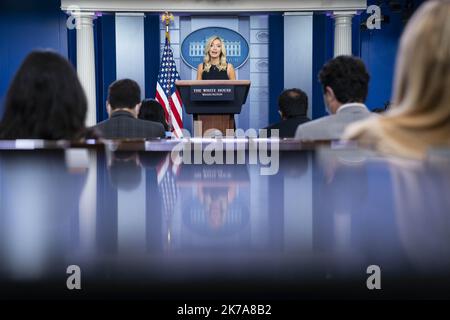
left=196, top=36, right=236, bottom=80
left=343, top=0, right=450, bottom=159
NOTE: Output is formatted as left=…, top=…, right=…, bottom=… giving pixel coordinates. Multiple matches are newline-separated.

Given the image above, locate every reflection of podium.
left=176, top=164, right=250, bottom=238
left=175, top=80, right=251, bottom=135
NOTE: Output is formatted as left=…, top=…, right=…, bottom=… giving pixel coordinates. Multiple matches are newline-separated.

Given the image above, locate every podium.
left=175, top=80, right=251, bottom=135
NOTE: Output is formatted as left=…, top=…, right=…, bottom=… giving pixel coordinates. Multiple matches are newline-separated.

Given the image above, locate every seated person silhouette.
left=295, top=56, right=371, bottom=141
left=138, top=99, right=171, bottom=133
left=0, top=50, right=92, bottom=140
left=264, top=88, right=310, bottom=138
left=92, top=79, right=165, bottom=139
left=343, top=1, right=450, bottom=159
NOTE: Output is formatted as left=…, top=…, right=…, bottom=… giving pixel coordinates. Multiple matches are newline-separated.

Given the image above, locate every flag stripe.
left=156, top=84, right=183, bottom=138
left=156, top=83, right=169, bottom=111
left=156, top=154, right=170, bottom=185
left=170, top=114, right=183, bottom=138
left=169, top=98, right=183, bottom=130
left=172, top=91, right=183, bottom=119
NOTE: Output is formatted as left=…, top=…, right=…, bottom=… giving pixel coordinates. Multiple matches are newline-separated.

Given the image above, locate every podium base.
left=194, top=114, right=235, bottom=136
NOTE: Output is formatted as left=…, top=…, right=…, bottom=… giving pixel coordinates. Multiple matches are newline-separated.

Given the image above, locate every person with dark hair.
left=295, top=55, right=371, bottom=141
left=264, top=88, right=310, bottom=138
left=91, top=79, right=165, bottom=139
left=138, top=99, right=170, bottom=132
left=0, top=50, right=90, bottom=140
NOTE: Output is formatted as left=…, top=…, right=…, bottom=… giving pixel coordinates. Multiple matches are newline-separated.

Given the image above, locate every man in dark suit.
left=92, top=79, right=165, bottom=139
left=264, top=88, right=310, bottom=138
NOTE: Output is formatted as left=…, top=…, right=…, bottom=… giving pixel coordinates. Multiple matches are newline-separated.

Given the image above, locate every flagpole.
left=162, top=11, right=173, bottom=43
left=160, top=12, right=176, bottom=135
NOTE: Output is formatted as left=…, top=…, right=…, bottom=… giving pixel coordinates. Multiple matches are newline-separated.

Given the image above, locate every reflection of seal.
left=182, top=186, right=250, bottom=237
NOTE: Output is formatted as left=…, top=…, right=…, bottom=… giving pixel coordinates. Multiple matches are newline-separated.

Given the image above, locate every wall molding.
left=61, top=0, right=367, bottom=13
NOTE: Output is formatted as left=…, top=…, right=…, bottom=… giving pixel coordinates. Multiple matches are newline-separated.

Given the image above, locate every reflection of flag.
left=156, top=154, right=179, bottom=219
left=156, top=36, right=183, bottom=138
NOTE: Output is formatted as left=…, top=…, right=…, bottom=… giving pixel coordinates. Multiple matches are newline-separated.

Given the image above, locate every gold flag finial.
left=161, top=12, right=174, bottom=41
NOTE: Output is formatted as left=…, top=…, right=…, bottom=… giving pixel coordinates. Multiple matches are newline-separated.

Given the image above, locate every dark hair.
left=108, top=79, right=141, bottom=110
left=278, top=88, right=308, bottom=118
left=319, top=55, right=370, bottom=104
left=138, top=99, right=169, bottom=131
left=0, top=50, right=87, bottom=139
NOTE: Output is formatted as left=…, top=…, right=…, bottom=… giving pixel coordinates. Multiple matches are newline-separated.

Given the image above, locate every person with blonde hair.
left=343, top=0, right=450, bottom=159
left=196, top=35, right=236, bottom=80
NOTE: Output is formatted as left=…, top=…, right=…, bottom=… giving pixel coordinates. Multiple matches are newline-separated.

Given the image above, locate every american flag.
left=156, top=36, right=183, bottom=138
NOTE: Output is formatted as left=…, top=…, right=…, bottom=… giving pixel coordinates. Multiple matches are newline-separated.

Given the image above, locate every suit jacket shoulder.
left=91, top=112, right=165, bottom=139
left=265, top=116, right=310, bottom=138
left=295, top=105, right=370, bottom=141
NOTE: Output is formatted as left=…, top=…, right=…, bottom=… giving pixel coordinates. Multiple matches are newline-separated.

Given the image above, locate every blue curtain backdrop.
left=268, top=14, right=284, bottom=125
left=0, top=0, right=68, bottom=116
left=312, top=13, right=334, bottom=120
left=144, top=14, right=161, bottom=100
left=95, top=14, right=117, bottom=122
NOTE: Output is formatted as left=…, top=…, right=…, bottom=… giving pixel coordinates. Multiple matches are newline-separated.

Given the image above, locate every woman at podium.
left=197, top=36, right=236, bottom=80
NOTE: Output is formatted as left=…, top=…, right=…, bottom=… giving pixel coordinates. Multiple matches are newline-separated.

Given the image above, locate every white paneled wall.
left=115, top=14, right=146, bottom=98
left=249, top=15, right=269, bottom=130
left=284, top=13, right=313, bottom=119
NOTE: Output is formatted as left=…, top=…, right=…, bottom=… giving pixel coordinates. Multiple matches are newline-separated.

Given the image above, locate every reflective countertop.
left=0, top=140, right=449, bottom=299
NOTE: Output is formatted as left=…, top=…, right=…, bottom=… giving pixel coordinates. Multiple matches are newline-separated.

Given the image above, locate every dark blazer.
left=264, top=115, right=311, bottom=138
left=92, top=110, right=165, bottom=139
